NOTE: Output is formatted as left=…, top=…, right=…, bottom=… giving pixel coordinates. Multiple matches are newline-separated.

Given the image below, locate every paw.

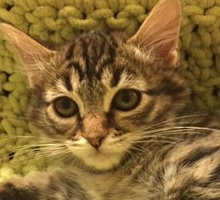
left=0, top=181, right=38, bottom=200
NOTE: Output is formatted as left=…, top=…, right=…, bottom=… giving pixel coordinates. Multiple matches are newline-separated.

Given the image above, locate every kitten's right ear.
left=0, top=23, right=57, bottom=87
left=128, top=0, right=181, bottom=67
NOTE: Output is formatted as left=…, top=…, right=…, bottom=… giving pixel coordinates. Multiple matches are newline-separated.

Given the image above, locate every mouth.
left=66, top=146, right=124, bottom=171
left=65, top=138, right=129, bottom=171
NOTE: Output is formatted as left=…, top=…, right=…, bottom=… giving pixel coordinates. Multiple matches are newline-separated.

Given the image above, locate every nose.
left=85, top=136, right=104, bottom=149
left=82, top=114, right=107, bottom=149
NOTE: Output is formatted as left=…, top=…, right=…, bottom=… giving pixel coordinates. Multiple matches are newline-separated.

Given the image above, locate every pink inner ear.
left=0, top=23, right=58, bottom=87
left=166, top=50, right=179, bottom=67
left=127, top=0, right=181, bottom=67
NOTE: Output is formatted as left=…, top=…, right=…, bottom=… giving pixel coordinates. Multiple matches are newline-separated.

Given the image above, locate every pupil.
left=121, top=92, right=131, bottom=103
left=62, top=100, right=70, bottom=109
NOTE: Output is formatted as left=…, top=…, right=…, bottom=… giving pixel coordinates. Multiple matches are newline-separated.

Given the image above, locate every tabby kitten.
left=1, top=0, right=220, bottom=199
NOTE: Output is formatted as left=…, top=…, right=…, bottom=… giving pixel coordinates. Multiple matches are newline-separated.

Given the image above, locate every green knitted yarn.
left=180, top=0, right=220, bottom=109
left=1, top=0, right=220, bottom=179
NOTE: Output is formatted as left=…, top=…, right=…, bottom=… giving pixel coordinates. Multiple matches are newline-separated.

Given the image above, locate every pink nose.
left=82, top=114, right=107, bottom=149
left=85, top=136, right=104, bottom=149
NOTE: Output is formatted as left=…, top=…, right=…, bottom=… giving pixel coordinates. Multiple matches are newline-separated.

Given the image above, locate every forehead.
left=46, top=31, right=155, bottom=96
left=59, top=31, right=145, bottom=86
left=66, top=31, right=119, bottom=79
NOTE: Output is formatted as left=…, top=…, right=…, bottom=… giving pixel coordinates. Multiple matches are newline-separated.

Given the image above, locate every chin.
left=65, top=140, right=127, bottom=172
left=81, top=151, right=124, bottom=172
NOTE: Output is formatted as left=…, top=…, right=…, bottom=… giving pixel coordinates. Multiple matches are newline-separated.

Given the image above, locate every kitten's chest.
left=77, top=162, right=146, bottom=200
left=75, top=170, right=122, bottom=200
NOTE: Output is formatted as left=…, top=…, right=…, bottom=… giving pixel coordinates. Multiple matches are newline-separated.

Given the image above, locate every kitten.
left=1, top=0, right=220, bottom=199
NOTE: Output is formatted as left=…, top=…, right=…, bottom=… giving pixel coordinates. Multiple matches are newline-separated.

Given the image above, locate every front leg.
left=0, top=172, right=50, bottom=200
left=0, top=181, right=38, bottom=200
left=0, top=171, right=90, bottom=200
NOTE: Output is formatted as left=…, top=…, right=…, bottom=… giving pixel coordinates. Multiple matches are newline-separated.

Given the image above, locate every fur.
left=1, top=0, right=220, bottom=199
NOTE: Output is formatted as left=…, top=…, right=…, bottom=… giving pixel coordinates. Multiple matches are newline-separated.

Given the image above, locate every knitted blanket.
left=0, top=0, right=220, bottom=180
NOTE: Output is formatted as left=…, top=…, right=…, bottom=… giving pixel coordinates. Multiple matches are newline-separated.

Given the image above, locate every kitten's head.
left=0, top=0, right=188, bottom=171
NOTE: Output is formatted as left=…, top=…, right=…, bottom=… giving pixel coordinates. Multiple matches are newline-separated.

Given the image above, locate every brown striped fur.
left=1, top=0, right=220, bottom=199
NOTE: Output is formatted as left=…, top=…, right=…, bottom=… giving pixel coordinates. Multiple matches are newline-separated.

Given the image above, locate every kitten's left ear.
left=0, top=23, right=57, bottom=87
left=128, top=0, right=181, bottom=67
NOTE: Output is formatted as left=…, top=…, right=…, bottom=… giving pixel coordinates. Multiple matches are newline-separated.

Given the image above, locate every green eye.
left=112, top=89, right=141, bottom=111
left=53, top=97, right=78, bottom=118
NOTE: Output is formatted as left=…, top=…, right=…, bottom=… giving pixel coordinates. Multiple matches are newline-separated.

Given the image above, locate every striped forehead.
left=57, top=67, right=147, bottom=98
left=65, top=31, right=118, bottom=80
left=60, top=32, right=117, bottom=90
left=58, top=31, right=149, bottom=93
left=48, top=30, right=150, bottom=97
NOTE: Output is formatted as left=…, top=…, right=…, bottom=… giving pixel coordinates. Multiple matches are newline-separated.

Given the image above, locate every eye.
left=53, top=97, right=78, bottom=118
left=112, top=89, right=141, bottom=111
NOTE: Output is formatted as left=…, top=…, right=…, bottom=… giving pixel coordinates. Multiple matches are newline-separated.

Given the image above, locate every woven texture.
left=0, top=0, right=220, bottom=179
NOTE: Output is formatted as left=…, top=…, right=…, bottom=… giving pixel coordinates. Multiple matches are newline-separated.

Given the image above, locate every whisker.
left=129, top=125, right=218, bottom=138
left=129, top=145, right=151, bottom=153
left=143, top=114, right=207, bottom=130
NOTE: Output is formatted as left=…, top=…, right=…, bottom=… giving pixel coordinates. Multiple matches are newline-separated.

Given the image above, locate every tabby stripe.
left=99, top=51, right=116, bottom=73
left=147, top=78, right=185, bottom=96
left=93, top=32, right=106, bottom=63
left=95, top=40, right=117, bottom=79
left=99, top=34, right=117, bottom=67
left=123, top=100, right=155, bottom=125
left=67, top=61, right=84, bottom=81
left=65, top=43, right=75, bottom=60
left=103, top=37, right=117, bottom=64
left=45, top=112, right=70, bottom=134
left=180, top=146, right=220, bottom=167
left=81, top=39, right=90, bottom=71
left=151, top=100, right=172, bottom=123
left=50, top=175, right=90, bottom=200
left=167, top=181, right=198, bottom=200
left=80, top=38, right=98, bottom=80
left=97, top=34, right=105, bottom=59
left=62, top=73, right=73, bottom=91
left=110, top=68, right=123, bottom=87
left=206, top=162, right=220, bottom=184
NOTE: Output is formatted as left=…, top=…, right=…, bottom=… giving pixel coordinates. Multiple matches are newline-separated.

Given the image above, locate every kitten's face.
left=30, top=33, right=160, bottom=170
left=30, top=32, right=187, bottom=171
left=0, top=0, right=185, bottom=171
